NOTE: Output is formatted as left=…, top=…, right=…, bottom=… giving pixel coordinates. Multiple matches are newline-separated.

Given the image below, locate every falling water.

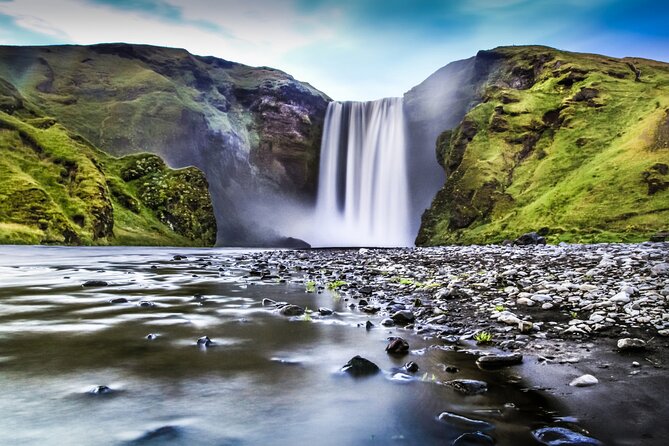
left=313, top=98, right=412, bottom=247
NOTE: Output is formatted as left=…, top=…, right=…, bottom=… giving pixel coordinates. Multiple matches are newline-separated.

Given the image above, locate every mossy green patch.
left=418, top=46, right=669, bottom=245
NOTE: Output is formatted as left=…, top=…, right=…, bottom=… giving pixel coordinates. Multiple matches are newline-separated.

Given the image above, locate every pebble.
left=385, top=337, right=410, bottom=355
left=476, top=353, right=523, bottom=367
left=617, top=338, right=646, bottom=351
left=444, top=379, right=488, bottom=395
left=569, top=374, right=598, bottom=387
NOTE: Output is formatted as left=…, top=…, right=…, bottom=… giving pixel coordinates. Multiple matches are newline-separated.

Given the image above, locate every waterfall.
left=312, top=98, right=412, bottom=247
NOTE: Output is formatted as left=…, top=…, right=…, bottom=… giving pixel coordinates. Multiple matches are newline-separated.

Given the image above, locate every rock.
left=138, top=300, right=154, bottom=307
left=497, top=311, right=522, bottom=325
left=278, top=304, right=305, bottom=316
left=514, top=232, right=546, bottom=245
left=88, top=385, right=113, bottom=395
left=318, top=307, right=333, bottom=316
left=437, top=411, right=494, bottom=431
left=391, top=310, right=415, bottom=324
left=341, top=355, right=380, bottom=377
left=359, top=286, right=373, bottom=295
left=444, top=379, right=488, bottom=395
left=381, top=318, right=395, bottom=327
left=532, top=427, right=603, bottom=445
left=365, top=320, right=374, bottom=330
left=517, top=297, right=535, bottom=306
left=386, top=337, right=410, bottom=355
left=146, top=333, right=158, bottom=340
left=453, top=432, right=496, bottom=445
left=569, top=374, right=598, bottom=387
left=404, top=361, right=419, bottom=373
left=541, top=302, right=554, bottom=310
left=617, top=338, right=646, bottom=351
left=445, top=366, right=459, bottom=373
left=610, top=292, right=631, bottom=304
left=476, top=353, right=523, bottom=367
left=109, top=298, right=129, bottom=304
left=650, top=232, right=669, bottom=242
left=83, top=280, right=108, bottom=287
left=518, top=320, right=534, bottom=333
left=261, top=298, right=276, bottom=306
left=197, top=336, right=212, bottom=347
left=131, top=425, right=181, bottom=442
left=651, top=263, right=669, bottom=276
left=172, top=255, right=187, bottom=261
left=658, top=329, right=669, bottom=337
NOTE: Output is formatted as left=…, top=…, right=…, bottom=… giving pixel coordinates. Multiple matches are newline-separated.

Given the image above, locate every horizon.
left=1, top=0, right=668, bottom=100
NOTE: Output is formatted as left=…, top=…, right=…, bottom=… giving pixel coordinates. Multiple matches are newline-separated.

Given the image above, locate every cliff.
left=416, top=46, right=669, bottom=244
left=0, top=43, right=330, bottom=245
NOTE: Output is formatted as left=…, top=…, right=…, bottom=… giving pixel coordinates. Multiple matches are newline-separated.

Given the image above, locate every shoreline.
left=259, top=241, right=669, bottom=446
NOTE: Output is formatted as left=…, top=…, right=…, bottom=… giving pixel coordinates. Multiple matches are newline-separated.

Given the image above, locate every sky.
left=0, top=0, right=667, bottom=101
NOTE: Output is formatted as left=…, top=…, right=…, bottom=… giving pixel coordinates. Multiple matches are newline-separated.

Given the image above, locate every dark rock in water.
left=438, top=411, right=494, bottom=431
left=453, top=431, right=496, bottom=446
left=146, top=333, right=158, bottom=340
left=197, top=336, right=212, bottom=347
left=514, top=232, right=546, bottom=245
left=386, top=337, right=410, bottom=355
left=359, top=286, right=373, bottom=295
left=83, top=280, right=108, bottom=287
left=138, top=300, right=154, bottom=307
left=249, top=270, right=263, bottom=277
left=358, top=299, right=369, bottom=306
left=192, top=293, right=206, bottom=301
left=362, top=305, right=380, bottom=314
left=404, top=361, right=419, bottom=373
left=342, top=355, right=380, bottom=377
left=109, top=298, right=129, bottom=304
left=477, top=353, right=523, bottom=367
left=381, top=318, right=396, bottom=327
left=365, top=320, right=374, bottom=331
left=172, top=255, right=187, bottom=261
left=446, top=366, right=460, bottom=373
left=278, top=304, right=305, bottom=316
left=391, top=310, right=415, bottom=324
left=444, top=379, right=488, bottom=395
left=262, top=298, right=277, bottom=306
left=88, top=385, right=113, bottom=395
left=318, top=307, right=334, bottom=316
left=129, top=425, right=181, bottom=443
left=531, top=427, right=603, bottom=446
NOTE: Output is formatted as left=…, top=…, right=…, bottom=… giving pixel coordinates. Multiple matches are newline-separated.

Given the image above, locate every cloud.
left=0, top=0, right=666, bottom=100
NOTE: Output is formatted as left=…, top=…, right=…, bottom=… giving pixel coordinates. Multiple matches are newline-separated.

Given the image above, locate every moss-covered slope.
left=0, top=84, right=215, bottom=246
left=417, top=46, right=669, bottom=245
left=0, top=43, right=330, bottom=245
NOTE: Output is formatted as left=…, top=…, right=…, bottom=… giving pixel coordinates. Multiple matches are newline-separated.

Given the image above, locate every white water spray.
left=311, top=98, right=412, bottom=247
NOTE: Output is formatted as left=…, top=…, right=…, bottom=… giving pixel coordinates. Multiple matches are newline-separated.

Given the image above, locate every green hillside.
left=417, top=46, right=669, bottom=245
left=0, top=81, right=216, bottom=246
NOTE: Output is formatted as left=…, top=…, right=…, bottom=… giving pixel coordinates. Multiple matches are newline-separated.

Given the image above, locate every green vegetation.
left=494, top=304, right=506, bottom=312
left=305, top=280, right=316, bottom=293
left=302, top=307, right=313, bottom=322
left=474, top=331, right=494, bottom=344
left=392, top=276, right=442, bottom=289
left=570, top=311, right=579, bottom=319
left=326, top=280, right=347, bottom=290
left=418, top=46, right=669, bottom=245
left=0, top=83, right=216, bottom=246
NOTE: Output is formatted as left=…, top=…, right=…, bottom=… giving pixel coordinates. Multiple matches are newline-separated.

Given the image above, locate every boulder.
left=444, top=379, right=488, bottom=395
left=341, top=355, right=380, bottom=377
left=617, top=338, right=646, bottom=351
left=385, top=337, right=410, bottom=355
left=514, top=232, right=546, bottom=245
left=278, top=304, right=305, bottom=316
left=477, top=353, right=523, bottom=367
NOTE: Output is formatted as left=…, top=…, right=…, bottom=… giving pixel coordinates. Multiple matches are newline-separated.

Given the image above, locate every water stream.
left=0, top=246, right=569, bottom=445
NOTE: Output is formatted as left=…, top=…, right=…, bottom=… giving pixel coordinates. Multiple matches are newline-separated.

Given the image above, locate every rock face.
left=0, top=92, right=216, bottom=246
left=416, top=46, right=669, bottom=245
left=0, top=44, right=330, bottom=246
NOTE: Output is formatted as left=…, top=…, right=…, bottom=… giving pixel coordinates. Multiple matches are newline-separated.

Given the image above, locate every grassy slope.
left=418, top=46, right=669, bottom=245
left=0, top=84, right=216, bottom=246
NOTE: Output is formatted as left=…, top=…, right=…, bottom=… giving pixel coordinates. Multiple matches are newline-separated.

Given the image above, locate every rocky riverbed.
left=248, top=241, right=669, bottom=445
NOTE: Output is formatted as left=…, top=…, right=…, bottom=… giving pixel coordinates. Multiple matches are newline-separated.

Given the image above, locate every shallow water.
left=0, top=246, right=578, bottom=445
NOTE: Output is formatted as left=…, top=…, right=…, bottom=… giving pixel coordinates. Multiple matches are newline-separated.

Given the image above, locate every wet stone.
left=386, top=337, right=410, bottom=355
left=617, top=338, right=646, bottom=351
left=569, top=374, right=598, bottom=387
left=109, top=298, right=129, bottom=304
left=318, top=307, right=334, bottom=316
left=476, top=353, right=523, bottom=368
left=197, top=336, right=212, bottom=347
left=531, top=427, right=603, bottom=445
left=278, top=304, right=305, bottom=316
left=444, top=379, right=488, bottom=395
left=341, top=355, right=380, bottom=377
left=381, top=318, right=396, bottom=327
left=146, top=333, right=158, bottom=340
left=437, top=411, right=494, bottom=431
left=391, top=310, right=415, bottom=324
left=88, top=385, right=113, bottom=395
left=452, top=431, right=496, bottom=446
left=404, top=361, right=419, bottom=373
left=83, top=280, right=108, bottom=287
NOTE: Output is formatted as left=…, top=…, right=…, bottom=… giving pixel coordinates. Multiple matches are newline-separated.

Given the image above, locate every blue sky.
left=0, top=0, right=667, bottom=100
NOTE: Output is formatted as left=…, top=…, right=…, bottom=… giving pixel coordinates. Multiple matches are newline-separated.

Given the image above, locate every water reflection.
left=0, top=246, right=569, bottom=445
